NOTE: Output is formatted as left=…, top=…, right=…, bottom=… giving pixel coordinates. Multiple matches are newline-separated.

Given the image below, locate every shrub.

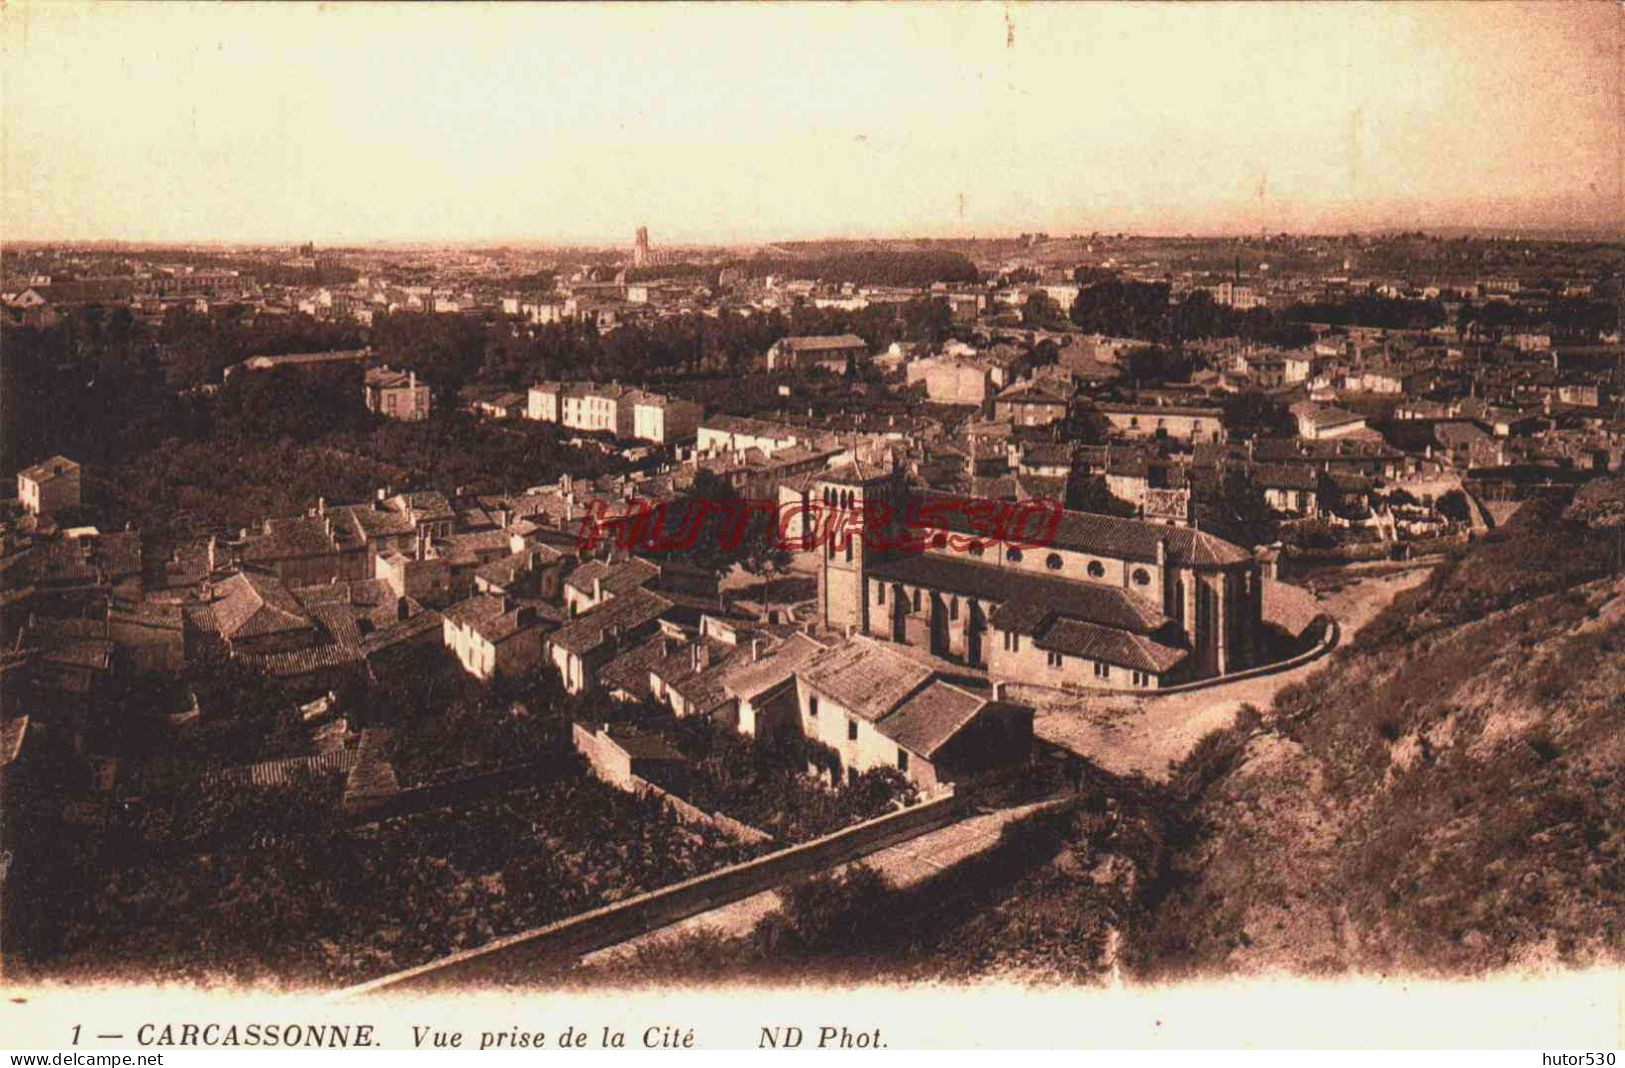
left=753, top=864, right=894, bottom=956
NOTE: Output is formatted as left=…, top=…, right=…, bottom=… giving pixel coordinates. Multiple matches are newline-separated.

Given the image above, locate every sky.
left=2, top=1, right=1620, bottom=245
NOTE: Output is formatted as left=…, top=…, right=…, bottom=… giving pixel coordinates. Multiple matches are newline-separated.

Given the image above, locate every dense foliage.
left=16, top=776, right=763, bottom=986
left=658, top=715, right=917, bottom=843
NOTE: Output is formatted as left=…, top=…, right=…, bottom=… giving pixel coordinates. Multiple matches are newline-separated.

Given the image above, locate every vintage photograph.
left=0, top=0, right=1620, bottom=1050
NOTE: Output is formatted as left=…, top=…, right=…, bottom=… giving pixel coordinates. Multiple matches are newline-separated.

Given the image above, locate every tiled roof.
left=17, top=455, right=78, bottom=483
left=238, top=642, right=366, bottom=679
left=108, top=601, right=183, bottom=636
left=211, top=570, right=315, bottom=642
left=307, top=602, right=364, bottom=650
left=89, top=531, right=142, bottom=578
left=474, top=550, right=530, bottom=589
left=548, top=588, right=673, bottom=656
left=781, top=334, right=867, bottom=352
left=326, top=504, right=415, bottom=545
left=700, top=414, right=802, bottom=440
left=564, top=556, right=659, bottom=595
left=365, top=367, right=418, bottom=389
left=597, top=636, right=672, bottom=698
left=996, top=380, right=1071, bottom=405
left=1246, top=438, right=1405, bottom=464
left=874, top=680, right=989, bottom=758
left=240, top=515, right=336, bottom=562
left=868, top=552, right=1168, bottom=635
left=910, top=488, right=1252, bottom=566
left=1435, top=422, right=1492, bottom=447
left=1293, top=402, right=1366, bottom=429
left=798, top=636, right=936, bottom=722
left=443, top=593, right=505, bottom=630
left=344, top=751, right=401, bottom=806
left=1261, top=578, right=1322, bottom=640
left=1021, top=442, right=1075, bottom=466
left=441, top=528, right=513, bottom=565
left=387, top=491, right=455, bottom=524
left=36, top=636, right=115, bottom=672
left=719, top=631, right=827, bottom=702
left=1249, top=464, right=1320, bottom=491
left=362, top=609, right=444, bottom=656
left=649, top=639, right=738, bottom=712
left=29, top=541, right=98, bottom=585
left=208, top=749, right=360, bottom=788
left=820, top=457, right=892, bottom=486
left=1032, top=617, right=1188, bottom=674
left=1097, top=401, right=1224, bottom=418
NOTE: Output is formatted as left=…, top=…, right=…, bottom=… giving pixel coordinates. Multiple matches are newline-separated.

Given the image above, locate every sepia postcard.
left=0, top=0, right=1620, bottom=1054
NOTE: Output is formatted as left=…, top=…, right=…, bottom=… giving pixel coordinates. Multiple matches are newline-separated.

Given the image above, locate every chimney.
left=750, top=637, right=762, bottom=662
left=1156, top=537, right=1168, bottom=568
left=396, top=596, right=410, bottom=622
left=316, top=496, right=325, bottom=515
left=593, top=576, right=603, bottom=603
left=206, top=535, right=217, bottom=574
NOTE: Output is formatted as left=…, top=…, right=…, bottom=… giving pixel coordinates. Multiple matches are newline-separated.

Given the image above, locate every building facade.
left=815, top=467, right=1264, bottom=689
left=17, top=456, right=82, bottom=517
left=364, top=367, right=431, bottom=421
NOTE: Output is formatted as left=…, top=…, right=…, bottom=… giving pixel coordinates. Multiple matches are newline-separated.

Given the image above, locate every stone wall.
left=338, top=788, right=965, bottom=996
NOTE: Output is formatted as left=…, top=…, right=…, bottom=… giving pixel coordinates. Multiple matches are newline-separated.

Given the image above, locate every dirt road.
left=578, top=800, right=1057, bottom=970
left=1032, top=565, right=1435, bottom=781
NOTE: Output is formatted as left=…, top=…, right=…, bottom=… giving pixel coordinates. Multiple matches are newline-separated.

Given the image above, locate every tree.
left=1021, top=290, right=1068, bottom=331
left=1069, top=279, right=1173, bottom=340
left=1201, top=466, right=1279, bottom=548
left=1436, top=489, right=1473, bottom=525
left=738, top=508, right=794, bottom=622
left=753, top=864, right=894, bottom=956
left=1220, top=390, right=1292, bottom=438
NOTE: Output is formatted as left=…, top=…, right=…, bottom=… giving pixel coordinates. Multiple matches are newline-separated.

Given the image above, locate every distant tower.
left=633, top=226, right=651, bottom=268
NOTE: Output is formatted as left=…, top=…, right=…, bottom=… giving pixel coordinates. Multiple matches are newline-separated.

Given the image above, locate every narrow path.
left=577, top=800, right=1058, bottom=970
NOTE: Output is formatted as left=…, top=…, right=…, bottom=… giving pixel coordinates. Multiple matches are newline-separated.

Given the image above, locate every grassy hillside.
left=1134, top=485, right=1623, bottom=977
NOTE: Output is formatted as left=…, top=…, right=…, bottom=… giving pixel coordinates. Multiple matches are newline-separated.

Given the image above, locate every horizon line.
left=7, top=223, right=1623, bottom=251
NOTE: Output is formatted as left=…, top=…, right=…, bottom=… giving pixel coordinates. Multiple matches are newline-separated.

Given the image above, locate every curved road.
left=1032, top=564, right=1436, bottom=782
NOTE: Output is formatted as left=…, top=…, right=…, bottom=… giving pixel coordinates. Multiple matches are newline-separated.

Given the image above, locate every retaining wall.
left=336, top=788, right=965, bottom=996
